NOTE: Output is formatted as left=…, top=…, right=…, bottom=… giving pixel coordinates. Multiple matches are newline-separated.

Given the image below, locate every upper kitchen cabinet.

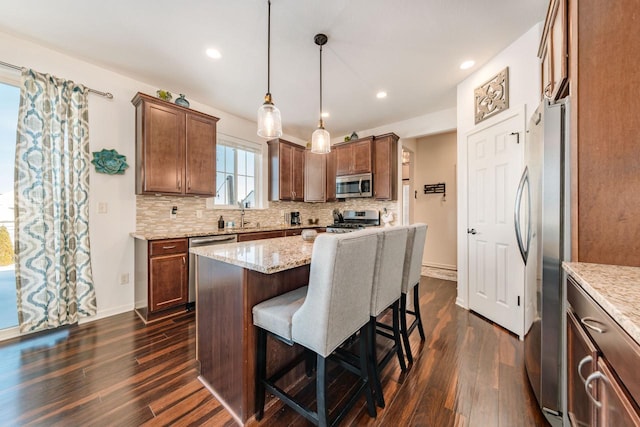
left=373, top=133, right=398, bottom=201
left=132, top=92, right=219, bottom=196
left=334, top=136, right=373, bottom=176
left=267, top=138, right=305, bottom=201
left=304, top=149, right=337, bottom=202
left=539, top=0, right=569, bottom=101
left=567, top=0, right=640, bottom=266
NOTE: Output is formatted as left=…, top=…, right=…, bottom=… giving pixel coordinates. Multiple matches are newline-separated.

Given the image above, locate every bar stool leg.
left=361, top=324, right=378, bottom=417
left=317, top=355, right=328, bottom=427
left=413, top=283, right=426, bottom=340
left=305, top=349, right=315, bottom=377
left=392, top=300, right=407, bottom=372
left=255, top=327, right=267, bottom=420
left=369, top=317, right=385, bottom=408
left=400, top=293, right=413, bottom=364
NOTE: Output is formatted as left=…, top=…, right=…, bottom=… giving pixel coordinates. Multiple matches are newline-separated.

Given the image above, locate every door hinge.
left=517, top=296, right=521, bottom=306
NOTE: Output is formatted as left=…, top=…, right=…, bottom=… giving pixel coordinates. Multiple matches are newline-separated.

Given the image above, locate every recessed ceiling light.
left=321, top=112, right=330, bottom=118
left=376, top=91, right=387, bottom=99
left=460, top=60, right=475, bottom=70
left=206, top=48, right=222, bottom=59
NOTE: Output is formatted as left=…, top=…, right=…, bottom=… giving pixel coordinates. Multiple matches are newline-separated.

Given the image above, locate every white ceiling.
left=0, top=0, right=546, bottom=140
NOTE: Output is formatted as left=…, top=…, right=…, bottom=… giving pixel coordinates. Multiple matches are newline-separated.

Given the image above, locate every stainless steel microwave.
left=336, top=173, right=372, bottom=198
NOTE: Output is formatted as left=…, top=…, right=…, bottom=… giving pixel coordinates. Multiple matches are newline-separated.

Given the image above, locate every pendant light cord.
left=267, top=0, right=271, bottom=95
left=319, top=43, right=323, bottom=127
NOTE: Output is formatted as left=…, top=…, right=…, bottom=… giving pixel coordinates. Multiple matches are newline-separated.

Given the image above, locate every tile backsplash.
left=136, top=195, right=398, bottom=233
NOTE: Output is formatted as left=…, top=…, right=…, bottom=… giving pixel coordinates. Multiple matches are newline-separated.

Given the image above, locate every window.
left=0, top=80, right=20, bottom=330
left=213, top=136, right=261, bottom=208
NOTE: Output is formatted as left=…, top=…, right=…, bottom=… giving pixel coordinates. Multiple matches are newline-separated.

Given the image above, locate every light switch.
left=98, top=202, right=108, bottom=214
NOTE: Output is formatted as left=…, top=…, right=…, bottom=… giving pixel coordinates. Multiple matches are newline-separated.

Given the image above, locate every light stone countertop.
left=130, top=224, right=323, bottom=241
left=563, top=262, right=640, bottom=345
left=190, top=235, right=315, bottom=274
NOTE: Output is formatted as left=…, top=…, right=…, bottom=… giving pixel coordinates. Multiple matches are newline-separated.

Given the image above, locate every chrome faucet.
left=238, top=202, right=249, bottom=228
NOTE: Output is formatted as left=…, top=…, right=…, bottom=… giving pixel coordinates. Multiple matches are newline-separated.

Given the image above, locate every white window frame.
left=0, top=71, right=21, bottom=341
left=207, top=133, right=264, bottom=210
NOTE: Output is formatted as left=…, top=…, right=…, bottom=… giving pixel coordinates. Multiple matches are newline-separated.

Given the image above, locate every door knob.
left=467, top=228, right=477, bottom=235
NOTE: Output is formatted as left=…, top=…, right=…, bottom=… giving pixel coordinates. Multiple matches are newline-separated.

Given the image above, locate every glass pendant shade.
left=257, top=97, right=282, bottom=138
left=311, top=33, right=330, bottom=154
left=311, top=124, right=331, bottom=154
left=258, top=0, right=282, bottom=138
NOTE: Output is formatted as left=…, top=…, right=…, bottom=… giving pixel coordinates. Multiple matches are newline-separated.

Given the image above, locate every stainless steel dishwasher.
left=188, top=234, right=238, bottom=309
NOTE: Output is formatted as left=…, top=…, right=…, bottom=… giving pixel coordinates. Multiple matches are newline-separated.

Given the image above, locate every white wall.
left=455, top=23, right=542, bottom=308
left=415, top=131, right=457, bottom=269
left=0, top=30, right=304, bottom=326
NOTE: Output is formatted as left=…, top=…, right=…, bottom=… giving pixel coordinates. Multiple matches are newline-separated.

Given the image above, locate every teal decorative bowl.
left=91, top=149, right=129, bottom=175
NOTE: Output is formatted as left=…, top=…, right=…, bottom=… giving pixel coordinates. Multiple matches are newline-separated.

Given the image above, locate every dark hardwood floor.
left=0, top=277, right=548, bottom=426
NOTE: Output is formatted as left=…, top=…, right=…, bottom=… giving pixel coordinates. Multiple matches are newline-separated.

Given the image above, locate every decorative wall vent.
left=474, top=67, right=509, bottom=124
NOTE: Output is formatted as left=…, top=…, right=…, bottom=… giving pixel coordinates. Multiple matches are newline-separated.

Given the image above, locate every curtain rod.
left=0, top=60, right=114, bottom=99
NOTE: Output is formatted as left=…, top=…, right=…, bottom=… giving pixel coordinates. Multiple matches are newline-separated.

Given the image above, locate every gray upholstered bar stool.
left=366, top=226, right=408, bottom=408
left=252, top=232, right=378, bottom=427
left=400, top=223, right=428, bottom=364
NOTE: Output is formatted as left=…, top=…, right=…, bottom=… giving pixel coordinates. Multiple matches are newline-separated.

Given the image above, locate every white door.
left=467, top=113, right=525, bottom=337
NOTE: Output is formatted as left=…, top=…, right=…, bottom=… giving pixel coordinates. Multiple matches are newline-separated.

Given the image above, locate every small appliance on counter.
left=290, top=211, right=301, bottom=226
left=326, top=209, right=379, bottom=233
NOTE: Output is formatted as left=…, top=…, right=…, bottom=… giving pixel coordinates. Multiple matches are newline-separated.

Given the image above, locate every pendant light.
left=257, top=0, right=282, bottom=138
left=311, top=33, right=330, bottom=154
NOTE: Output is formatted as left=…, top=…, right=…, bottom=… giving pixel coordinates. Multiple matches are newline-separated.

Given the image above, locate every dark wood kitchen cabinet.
left=134, top=238, right=189, bottom=322
left=267, top=138, right=305, bottom=201
left=334, top=136, right=373, bottom=176
left=567, top=309, right=598, bottom=426
left=566, top=276, right=640, bottom=426
left=304, top=150, right=326, bottom=202
left=326, top=150, right=337, bottom=201
left=132, top=92, right=219, bottom=196
left=304, top=149, right=336, bottom=202
left=558, top=0, right=640, bottom=265
left=539, top=0, right=568, bottom=101
left=373, top=133, right=398, bottom=200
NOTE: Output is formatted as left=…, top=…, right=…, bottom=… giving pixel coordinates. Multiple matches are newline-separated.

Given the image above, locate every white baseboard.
left=423, top=262, right=457, bottom=271
left=0, top=326, right=19, bottom=342
left=455, top=298, right=469, bottom=310
left=78, top=304, right=134, bottom=325
left=0, top=304, right=135, bottom=343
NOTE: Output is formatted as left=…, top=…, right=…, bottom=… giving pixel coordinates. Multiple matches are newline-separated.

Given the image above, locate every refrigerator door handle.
left=514, top=166, right=531, bottom=264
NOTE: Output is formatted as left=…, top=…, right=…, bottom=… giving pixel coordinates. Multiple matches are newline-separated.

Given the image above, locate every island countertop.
left=563, top=261, right=640, bottom=346
left=131, top=224, right=323, bottom=241
left=190, top=235, right=315, bottom=274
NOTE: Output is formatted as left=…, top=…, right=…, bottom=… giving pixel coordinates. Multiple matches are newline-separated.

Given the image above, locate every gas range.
left=326, top=209, right=380, bottom=233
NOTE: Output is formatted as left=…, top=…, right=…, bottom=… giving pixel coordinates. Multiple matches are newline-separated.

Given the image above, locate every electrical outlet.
left=196, top=210, right=203, bottom=218
left=97, top=202, right=108, bottom=214
left=119, top=273, right=129, bottom=285
left=170, top=206, right=178, bottom=219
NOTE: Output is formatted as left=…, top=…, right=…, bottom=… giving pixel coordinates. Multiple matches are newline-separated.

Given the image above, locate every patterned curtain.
left=14, top=68, right=97, bottom=333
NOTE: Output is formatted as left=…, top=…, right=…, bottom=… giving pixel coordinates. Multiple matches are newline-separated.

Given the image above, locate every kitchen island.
left=191, top=236, right=315, bottom=424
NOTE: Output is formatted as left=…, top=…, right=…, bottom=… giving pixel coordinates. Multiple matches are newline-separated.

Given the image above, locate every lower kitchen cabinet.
left=566, top=276, right=640, bottom=426
left=135, top=238, right=189, bottom=322
left=567, top=310, right=598, bottom=426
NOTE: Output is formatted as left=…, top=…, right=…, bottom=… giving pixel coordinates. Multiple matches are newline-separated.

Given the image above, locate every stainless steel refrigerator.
left=520, top=99, right=571, bottom=423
